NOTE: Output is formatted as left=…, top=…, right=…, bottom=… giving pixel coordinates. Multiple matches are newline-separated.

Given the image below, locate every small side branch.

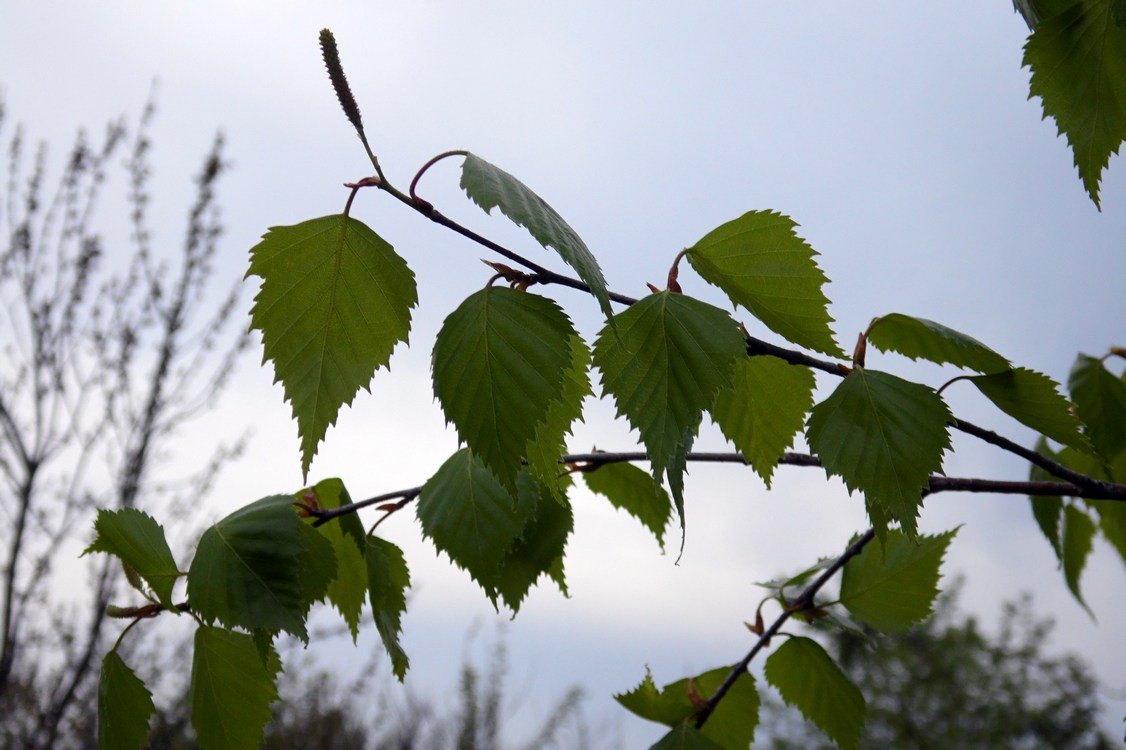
left=694, top=529, right=877, bottom=729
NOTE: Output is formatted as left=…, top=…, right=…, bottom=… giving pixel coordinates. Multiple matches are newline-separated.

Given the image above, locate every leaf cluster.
left=86, top=21, right=1126, bottom=750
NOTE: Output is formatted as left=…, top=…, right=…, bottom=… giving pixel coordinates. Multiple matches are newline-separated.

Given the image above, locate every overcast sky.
left=3, top=2, right=1125, bottom=745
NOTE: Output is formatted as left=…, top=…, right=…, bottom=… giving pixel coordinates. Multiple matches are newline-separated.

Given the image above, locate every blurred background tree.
left=0, top=95, right=248, bottom=749
left=759, top=580, right=1116, bottom=750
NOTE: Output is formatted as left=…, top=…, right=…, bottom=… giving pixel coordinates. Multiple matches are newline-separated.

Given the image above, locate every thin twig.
left=694, top=528, right=877, bottom=729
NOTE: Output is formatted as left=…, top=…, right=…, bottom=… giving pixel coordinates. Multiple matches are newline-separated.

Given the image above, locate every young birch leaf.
left=432, top=287, right=576, bottom=490
left=616, top=667, right=759, bottom=749
left=866, top=313, right=1010, bottom=373
left=366, top=535, right=411, bottom=680
left=710, top=356, right=816, bottom=487
left=247, top=215, right=417, bottom=479
left=765, top=636, right=866, bottom=750
left=493, top=472, right=574, bottom=611
left=593, top=291, right=744, bottom=530
left=416, top=449, right=536, bottom=600
left=1024, top=0, right=1126, bottom=207
left=1092, top=498, right=1126, bottom=568
left=524, top=335, right=591, bottom=500
left=84, top=508, right=180, bottom=610
left=1062, top=504, right=1097, bottom=615
left=187, top=495, right=306, bottom=639
left=295, top=522, right=337, bottom=615
left=460, top=153, right=613, bottom=321
left=1069, top=353, right=1126, bottom=461
left=838, top=528, right=957, bottom=632
left=806, top=369, right=952, bottom=538
left=297, top=478, right=367, bottom=641
left=190, top=626, right=280, bottom=750
left=686, top=210, right=843, bottom=357
left=1029, top=437, right=1065, bottom=560
left=650, top=727, right=726, bottom=750
left=98, top=651, right=155, bottom=750
left=583, top=461, right=672, bottom=551
left=969, top=368, right=1090, bottom=452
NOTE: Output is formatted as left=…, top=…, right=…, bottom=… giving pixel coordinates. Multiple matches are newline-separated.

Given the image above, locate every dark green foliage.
left=760, top=586, right=1115, bottom=750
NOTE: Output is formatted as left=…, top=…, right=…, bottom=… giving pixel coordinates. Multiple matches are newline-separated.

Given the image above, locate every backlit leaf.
left=190, top=626, right=280, bottom=750
left=432, top=287, right=576, bottom=490
left=710, top=356, right=816, bottom=487
left=1092, top=498, right=1126, bottom=568
left=650, top=727, right=726, bottom=750
left=866, top=313, right=1010, bottom=373
left=524, top=335, right=591, bottom=499
left=416, top=449, right=536, bottom=598
left=1024, top=0, right=1126, bottom=207
left=1062, top=504, right=1096, bottom=615
left=366, top=535, right=411, bottom=680
left=492, top=472, right=574, bottom=611
left=98, top=651, right=155, bottom=750
left=765, top=636, right=866, bottom=750
left=593, top=291, right=744, bottom=530
left=460, top=153, right=613, bottom=321
left=1029, top=437, right=1065, bottom=560
left=297, top=478, right=367, bottom=641
left=583, top=461, right=672, bottom=551
left=247, top=215, right=417, bottom=479
left=295, top=522, right=337, bottom=615
left=84, top=508, right=180, bottom=610
left=839, top=528, right=957, bottom=632
left=806, top=369, right=952, bottom=537
left=1069, top=353, right=1126, bottom=461
left=616, top=667, right=760, bottom=749
left=187, top=495, right=306, bottom=639
left=686, top=210, right=843, bottom=357
left=969, top=368, right=1089, bottom=452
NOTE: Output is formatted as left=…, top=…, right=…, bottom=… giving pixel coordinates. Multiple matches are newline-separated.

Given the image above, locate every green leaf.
left=492, top=472, right=574, bottom=611
left=460, top=153, right=613, bottom=321
left=806, top=369, right=952, bottom=538
left=295, top=522, right=337, bottom=614
left=187, top=495, right=306, bottom=639
left=1024, top=0, right=1126, bottom=207
left=1092, top=498, right=1126, bottom=568
left=583, top=460, right=672, bottom=551
left=755, top=556, right=836, bottom=596
left=686, top=210, right=843, bottom=357
left=838, top=528, right=957, bottom=632
left=1062, top=504, right=1097, bottom=615
left=866, top=313, right=1010, bottom=373
left=616, top=667, right=760, bottom=749
left=969, top=368, right=1089, bottom=452
left=84, top=508, right=180, bottom=610
left=366, top=535, right=411, bottom=680
left=593, top=291, right=745, bottom=530
left=650, top=727, right=726, bottom=750
left=1029, top=437, right=1065, bottom=560
left=190, top=626, right=280, bottom=750
left=524, top=335, right=591, bottom=499
left=765, top=636, right=866, bottom=750
left=432, top=287, right=577, bottom=489
left=297, top=478, right=368, bottom=641
left=98, top=651, right=155, bottom=750
left=710, top=356, right=816, bottom=487
left=416, top=449, right=536, bottom=598
left=247, top=215, right=417, bottom=479
left=1069, top=353, right=1126, bottom=461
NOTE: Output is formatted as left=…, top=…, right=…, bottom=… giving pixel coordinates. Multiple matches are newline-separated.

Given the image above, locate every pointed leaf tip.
left=247, top=215, right=417, bottom=478
left=687, top=210, right=843, bottom=357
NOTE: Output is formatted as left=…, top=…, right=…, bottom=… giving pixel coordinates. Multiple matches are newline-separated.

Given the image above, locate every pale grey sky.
left=3, top=2, right=1124, bottom=745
